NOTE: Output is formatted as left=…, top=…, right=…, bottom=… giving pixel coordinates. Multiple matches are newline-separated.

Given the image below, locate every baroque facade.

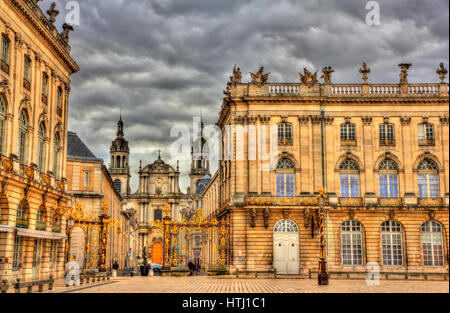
left=201, top=63, right=449, bottom=279
left=66, top=131, right=139, bottom=271
left=0, top=0, right=78, bottom=283
left=109, top=118, right=211, bottom=264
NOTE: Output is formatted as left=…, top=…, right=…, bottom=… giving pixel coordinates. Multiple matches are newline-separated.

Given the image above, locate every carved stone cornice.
left=361, top=116, right=372, bottom=125
left=258, top=115, right=270, bottom=124
left=440, top=115, right=449, bottom=125
left=324, top=116, right=334, bottom=125
left=233, top=115, right=246, bottom=125
left=310, top=115, right=322, bottom=124
left=298, top=116, right=309, bottom=124
left=247, top=116, right=258, bottom=124
left=14, top=31, right=24, bottom=48
left=400, top=116, right=411, bottom=125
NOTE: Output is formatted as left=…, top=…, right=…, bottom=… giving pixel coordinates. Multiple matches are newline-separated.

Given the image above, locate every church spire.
left=117, top=114, right=124, bottom=137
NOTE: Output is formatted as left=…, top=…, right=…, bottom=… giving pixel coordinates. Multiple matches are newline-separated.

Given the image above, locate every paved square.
left=54, top=276, right=449, bottom=293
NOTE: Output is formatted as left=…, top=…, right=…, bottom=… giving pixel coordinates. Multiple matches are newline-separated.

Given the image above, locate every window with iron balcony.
left=0, top=35, right=10, bottom=75
left=278, top=123, right=293, bottom=145
left=379, top=124, right=395, bottom=146
left=418, top=123, right=434, bottom=146
left=340, top=123, right=356, bottom=146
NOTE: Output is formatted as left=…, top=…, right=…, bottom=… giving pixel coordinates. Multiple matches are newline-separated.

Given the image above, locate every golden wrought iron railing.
left=341, top=139, right=357, bottom=146
left=278, top=138, right=293, bottom=145
left=418, top=139, right=435, bottom=146
left=339, top=197, right=363, bottom=207
left=245, top=195, right=321, bottom=206
left=418, top=198, right=443, bottom=207
left=380, top=139, right=396, bottom=146
left=378, top=198, right=402, bottom=207
left=0, top=60, right=9, bottom=74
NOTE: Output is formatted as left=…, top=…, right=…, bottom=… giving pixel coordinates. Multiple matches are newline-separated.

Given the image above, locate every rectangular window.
left=0, top=117, right=4, bottom=154
left=84, top=171, right=89, bottom=187
left=419, top=174, right=439, bottom=198
left=1, top=36, right=9, bottom=64
left=278, top=124, right=293, bottom=145
left=276, top=173, right=295, bottom=197
left=18, top=130, right=27, bottom=163
left=418, top=124, right=434, bottom=146
left=12, top=235, right=22, bottom=270
left=379, top=174, right=398, bottom=198
left=341, top=124, right=356, bottom=145
left=379, top=124, right=395, bottom=146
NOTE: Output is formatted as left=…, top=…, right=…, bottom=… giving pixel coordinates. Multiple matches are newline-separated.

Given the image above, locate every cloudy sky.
left=38, top=0, right=449, bottom=193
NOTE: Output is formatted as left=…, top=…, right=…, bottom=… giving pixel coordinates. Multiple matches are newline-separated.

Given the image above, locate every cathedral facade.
left=108, top=118, right=210, bottom=264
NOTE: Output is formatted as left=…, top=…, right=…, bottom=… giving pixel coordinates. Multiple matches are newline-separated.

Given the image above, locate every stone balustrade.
left=250, top=82, right=447, bottom=97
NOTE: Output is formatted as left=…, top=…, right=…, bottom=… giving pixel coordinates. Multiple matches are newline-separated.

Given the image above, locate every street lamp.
left=317, top=190, right=329, bottom=285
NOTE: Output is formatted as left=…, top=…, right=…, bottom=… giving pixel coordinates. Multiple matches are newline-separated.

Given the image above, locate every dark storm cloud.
left=38, top=0, right=448, bottom=192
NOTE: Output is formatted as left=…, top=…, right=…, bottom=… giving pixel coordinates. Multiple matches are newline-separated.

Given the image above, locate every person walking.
left=112, top=260, right=119, bottom=277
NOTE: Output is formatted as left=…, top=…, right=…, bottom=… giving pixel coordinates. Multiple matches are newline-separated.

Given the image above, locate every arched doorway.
left=152, top=242, right=163, bottom=264
left=273, top=219, right=299, bottom=274
left=69, top=226, right=86, bottom=268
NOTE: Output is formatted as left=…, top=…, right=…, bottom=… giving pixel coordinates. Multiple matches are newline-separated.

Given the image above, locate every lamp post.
left=65, top=217, right=75, bottom=264
left=317, top=190, right=329, bottom=285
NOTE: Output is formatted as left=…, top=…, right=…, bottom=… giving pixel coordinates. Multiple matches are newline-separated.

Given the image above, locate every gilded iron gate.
left=151, top=204, right=230, bottom=269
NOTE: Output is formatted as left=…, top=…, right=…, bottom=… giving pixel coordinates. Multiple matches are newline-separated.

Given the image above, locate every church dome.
left=195, top=174, right=211, bottom=195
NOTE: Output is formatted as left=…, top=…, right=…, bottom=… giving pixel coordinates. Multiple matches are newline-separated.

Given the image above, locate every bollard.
left=38, top=283, right=43, bottom=293
left=49, top=275, right=54, bottom=291
left=1, top=279, right=8, bottom=293
left=14, top=278, right=21, bottom=293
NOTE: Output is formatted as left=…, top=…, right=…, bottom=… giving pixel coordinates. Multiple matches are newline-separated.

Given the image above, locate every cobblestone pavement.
left=53, top=276, right=449, bottom=293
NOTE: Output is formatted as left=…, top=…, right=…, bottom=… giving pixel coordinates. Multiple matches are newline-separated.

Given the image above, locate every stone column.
left=299, top=116, right=311, bottom=194
left=401, top=116, right=416, bottom=206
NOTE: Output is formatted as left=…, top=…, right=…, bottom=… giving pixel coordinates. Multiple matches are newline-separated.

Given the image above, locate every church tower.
left=109, top=116, right=131, bottom=196
left=189, top=117, right=210, bottom=194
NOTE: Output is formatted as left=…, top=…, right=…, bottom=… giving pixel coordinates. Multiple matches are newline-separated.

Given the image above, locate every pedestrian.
left=188, top=261, right=194, bottom=276
left=112, top=260, right=119, bottom=277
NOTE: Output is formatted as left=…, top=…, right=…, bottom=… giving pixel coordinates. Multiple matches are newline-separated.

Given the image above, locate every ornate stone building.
left=201, top=63, right=449, bottom=279
left=0, top=0, right=78, bottom=283
left=109, top=116, right=131, bottom=197
left=66, top=131, right=138, bottom=271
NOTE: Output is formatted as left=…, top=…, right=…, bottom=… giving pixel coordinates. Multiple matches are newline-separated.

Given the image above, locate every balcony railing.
left=339, top=197, right=363, bottom=207
left=0, top=155, right=14, bottom=172
left=35, top=221, right=46, bottom=231
left=52, top=224, right=61, bottom=233
left=0, top=60, right=9, bottom=74
left=341, top=139, right=357, bottom=146
left=332, top=84, right=362, bottom=96
left=16, top=218, right=29, bottom=229
left=408, top=84, right=440, bottom=96
left=418, top=139, right=435, bottom=146
left=245, top=195, right=321, bottom=206
left=268, top=83, right=300, bottom=95
left=369, top=84, right=400, bottom=96
left=278, top=138, right=293, bottom=146
left=379, top=198, right=402, bottom=207
left=20, top=164, right=34, bottom=181
left=418, top=198, right=443, bottom=207
left=380, top=139, right=395, bottom=147
left=41, top=93, right=48, bottom=105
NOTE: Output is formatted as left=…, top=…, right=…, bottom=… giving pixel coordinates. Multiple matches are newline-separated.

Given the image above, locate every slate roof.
left=67, top=131, right=102, bottom=161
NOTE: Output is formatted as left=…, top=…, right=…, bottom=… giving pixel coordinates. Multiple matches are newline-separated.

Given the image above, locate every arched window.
left=339, top=159, right=360, bottom=198
left=18, top=110, right=28, bottom=163
left=276, top=158, right=295, bottom=197
left=154, top=209, right=162, bottom=221
left=114, top=179, right=122, bottom=194
left=37, top=123, right=45, bottom=171
left=421, top=221, right=444, bottom=266
left=274, top=219, right=299, bottom=233
left=116, top=155, right=121, bottom=168
left=341, top=220, right=363, bottom=265
left=17, top=203, right=25, bottom=219
left=53, top=133, right=61, bottom=179
left=278, top=123, right=293, bottom=145
left=0, top=96, right=6, bottom=154
left=418, top=159, right=439, bottom=198
left=381, top=220, right=403, bottom=266
left=378, top=159, right=399, bottom=198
